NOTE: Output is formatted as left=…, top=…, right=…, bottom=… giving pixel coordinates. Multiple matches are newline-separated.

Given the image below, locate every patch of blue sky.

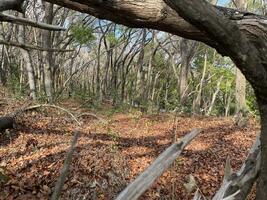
left=217, top=0, right=230, bottom=6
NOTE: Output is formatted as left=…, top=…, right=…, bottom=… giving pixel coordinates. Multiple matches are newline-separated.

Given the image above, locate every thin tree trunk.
left=18, top=20, right=36, bottom=100
left=193, top=51, right=207, bottom=113
left=137, top=29, right=147, bottom=111
left=207, top=76, right=223, bottom=115
left=179, top=39, right=190, bottom=105
left=42, top=2, right=54, bottom=103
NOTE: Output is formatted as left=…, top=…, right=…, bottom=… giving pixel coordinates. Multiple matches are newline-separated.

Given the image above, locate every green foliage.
left=6, top=63, right=27, bottom=98
left=246, top=83, right=259, bottom=115
left=106, top=33, right=119, bottom=45
left=70, top=23, right=95, bottom=45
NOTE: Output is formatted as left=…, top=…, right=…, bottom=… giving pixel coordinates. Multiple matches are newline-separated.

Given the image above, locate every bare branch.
left=0, top=39, right=74, bottom=52
left=213, top=134, right=260, bottom=200
left=50, top=132, right=79, bottom=200
left=0, top=13, right=66, bottom=31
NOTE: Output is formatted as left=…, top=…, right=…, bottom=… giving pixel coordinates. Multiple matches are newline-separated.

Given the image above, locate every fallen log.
left=116, top=128, right=202, bottom=200
left=0, top=103, right=82, bottom=133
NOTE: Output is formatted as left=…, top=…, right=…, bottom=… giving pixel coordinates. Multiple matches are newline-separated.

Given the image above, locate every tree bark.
left=256, top=100, right=267, bottom=199
left=42, top=2, right=54, bottom=103
left=234, top=0, right=247, bottom=115
left=235, top=68, right=246, bottom=113
left=18, top=15, right=37, bottom=100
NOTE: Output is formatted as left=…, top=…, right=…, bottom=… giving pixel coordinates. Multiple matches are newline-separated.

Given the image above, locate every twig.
left=50, top=132, right=79, bottom=200
left=0, top=13, right=66, bottom=31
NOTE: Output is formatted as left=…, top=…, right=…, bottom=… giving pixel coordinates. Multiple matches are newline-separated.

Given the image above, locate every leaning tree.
left=1, top=0, right=267, bottom=199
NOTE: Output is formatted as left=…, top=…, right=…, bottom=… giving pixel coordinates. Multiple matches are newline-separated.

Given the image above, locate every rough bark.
left=179, top=38, right=197, bottom=105
left=18, top=17, right=37, bottom=100
left=234, top=0, right=247, bottom=116
left=256, top=101, right=267, bottom=199
left=42, top=2, right=54, bottom=103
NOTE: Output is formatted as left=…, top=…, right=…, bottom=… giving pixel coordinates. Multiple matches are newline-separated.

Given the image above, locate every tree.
left=1, top=0, right=267, bottom=199
left=234, top=0, right=248, bottom=126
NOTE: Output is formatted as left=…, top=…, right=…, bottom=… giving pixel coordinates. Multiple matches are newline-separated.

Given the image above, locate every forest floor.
left=0, top=97, right=260, bottom=199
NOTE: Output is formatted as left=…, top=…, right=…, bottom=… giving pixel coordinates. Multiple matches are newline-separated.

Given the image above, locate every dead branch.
left=0, top=13, right=66, bottom=31
left=116, top=129, right=202, bottom=200
left=0, top=39, right=74, bottom=52
left=50, top=131, right=79, bottom=200
left=212, top=134, right=260, bottom=200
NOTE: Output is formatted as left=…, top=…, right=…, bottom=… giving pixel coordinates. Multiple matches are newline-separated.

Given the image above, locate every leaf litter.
left=0, top=102, right=259, bottom=200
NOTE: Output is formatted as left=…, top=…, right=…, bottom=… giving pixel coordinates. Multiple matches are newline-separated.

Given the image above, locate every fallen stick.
left=116, top=128, right=202, bottom=200
left=50, top=132, right=79, bottom=200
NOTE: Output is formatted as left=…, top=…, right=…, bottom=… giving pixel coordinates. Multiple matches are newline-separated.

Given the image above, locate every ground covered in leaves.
left=0, top=99, right=259, bottom=200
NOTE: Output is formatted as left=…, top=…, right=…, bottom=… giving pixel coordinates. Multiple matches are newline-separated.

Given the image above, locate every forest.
left=0, top=0, right=266, bottom=199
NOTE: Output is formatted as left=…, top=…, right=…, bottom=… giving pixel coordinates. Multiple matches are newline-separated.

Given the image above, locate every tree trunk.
left=18, top=16, right=37, bottom=100
left=0, top=46, right=7, bottom=86
left=193, top=52, right=207, bottom=113
left=234, top=0, right=247, bottom=115
left=42, top=2, right=54, bottom=103
left=207, top=75, right=223, bottom=115
left=137, top=29, right=147, bottom=111
left=256, top=100, right=267, bottom=199
left=179, top=39, right=190, bottom=105
left=235, top=69, right=246, bottom=113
